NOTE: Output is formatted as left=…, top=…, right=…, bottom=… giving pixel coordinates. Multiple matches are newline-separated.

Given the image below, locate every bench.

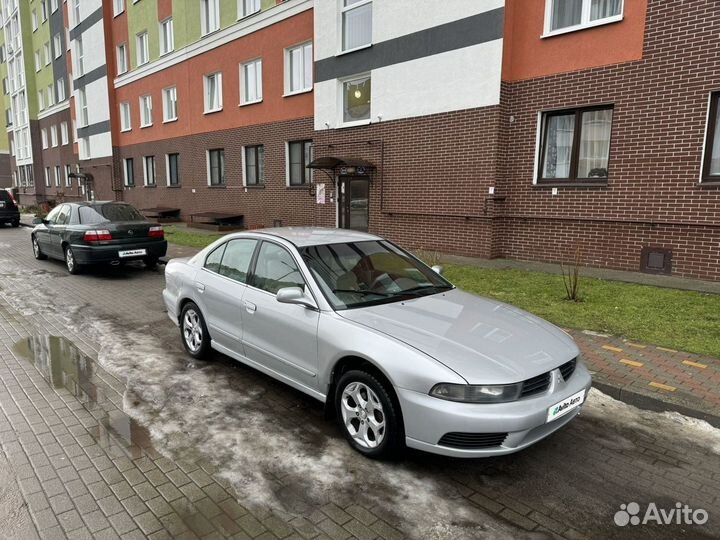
left=189, top=211, right=245, bottom=232
left=141, top=207, right=181, bottom=223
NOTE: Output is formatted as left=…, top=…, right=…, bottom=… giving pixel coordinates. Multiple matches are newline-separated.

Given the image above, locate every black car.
left=31, top=201, right=168, bottom=274
left=0, top=190, right=20, bottom=227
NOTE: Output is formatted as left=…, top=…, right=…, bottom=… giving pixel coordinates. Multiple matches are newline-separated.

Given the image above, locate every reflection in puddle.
left=14, top=335, right=152, bottom=458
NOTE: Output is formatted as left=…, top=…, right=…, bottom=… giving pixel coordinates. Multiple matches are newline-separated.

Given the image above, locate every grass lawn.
left=162, top=226, right=719, bottom=357
left=445, top=265, right=720, bottom=358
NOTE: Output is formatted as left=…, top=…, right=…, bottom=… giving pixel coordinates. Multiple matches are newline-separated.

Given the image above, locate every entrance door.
left=338, top=177, right=369, bottom=232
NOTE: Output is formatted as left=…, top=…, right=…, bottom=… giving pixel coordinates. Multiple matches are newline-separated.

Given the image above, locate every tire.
left=180, top=302, right=212, bottom=360
left=32, top=235, right=47, bottom=260
left=335, top=370, right=404, bottom=459
left=11, top=220, right=19, bottom=228
left=64, top=246, right=81, bottom=275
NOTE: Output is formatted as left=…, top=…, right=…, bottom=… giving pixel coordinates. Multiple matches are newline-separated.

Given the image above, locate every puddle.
left=14, top=335, right=153, bottom=458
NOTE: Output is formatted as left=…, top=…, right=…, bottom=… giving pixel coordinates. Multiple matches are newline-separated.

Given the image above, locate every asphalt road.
left=0, top=225, right=718, bottom=540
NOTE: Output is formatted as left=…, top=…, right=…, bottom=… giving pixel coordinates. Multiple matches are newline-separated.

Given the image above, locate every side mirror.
left=276, top=287, right=318, bottom=310
left=32, top=217, right=45, bottom=225
left=431, top=265, right=444, bottom=275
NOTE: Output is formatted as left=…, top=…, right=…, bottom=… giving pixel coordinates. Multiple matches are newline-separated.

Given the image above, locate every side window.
left=45, top=205, right=62, bottom=224
left=55, top=205, right=71, bottom=225
left=204, top=243, right=226, bottom=273
left=218, top=239, right=257, bottom=284
left=252, top=242, right=305, bottom=294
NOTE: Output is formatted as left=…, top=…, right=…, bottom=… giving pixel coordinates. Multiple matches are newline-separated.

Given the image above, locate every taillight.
left=84, top=230, right=112, bottom=242
left=148, top=226, right=164, bottom=239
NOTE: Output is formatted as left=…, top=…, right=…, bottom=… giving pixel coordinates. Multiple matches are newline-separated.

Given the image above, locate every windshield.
left=79, top=204, right=145, bottom=224
left=301, top=240, right=453, bottom=310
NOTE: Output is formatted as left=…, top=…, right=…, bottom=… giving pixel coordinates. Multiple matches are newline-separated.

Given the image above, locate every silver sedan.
left=163, top=228, right=592, bottom=458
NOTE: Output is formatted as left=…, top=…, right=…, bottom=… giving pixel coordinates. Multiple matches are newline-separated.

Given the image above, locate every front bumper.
left=70, top=240, right=168, bottom=264
left=399, top=361, right=592, bottom=458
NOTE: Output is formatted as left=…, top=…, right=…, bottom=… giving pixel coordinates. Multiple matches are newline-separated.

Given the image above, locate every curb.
left=593, top=381, right=720, bottom=429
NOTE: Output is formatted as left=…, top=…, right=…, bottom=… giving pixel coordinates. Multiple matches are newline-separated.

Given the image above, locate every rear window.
left=0, top=191, right=12, bottom=202
left=79, top=204, right=145, bottom=224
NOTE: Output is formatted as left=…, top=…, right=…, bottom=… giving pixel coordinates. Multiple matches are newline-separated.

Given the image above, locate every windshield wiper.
left=391, top=284, right=453, bottom=297
left=331, top=289, right=394, bottom=297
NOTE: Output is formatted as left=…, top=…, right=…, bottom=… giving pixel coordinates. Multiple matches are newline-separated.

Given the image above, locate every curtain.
left=551, top=0, right=583, bottom=31
left=591, top=0, right=622, bottom=20
left=710, top=101, right=720, bottom=175
left=578, top=110, right=612, bottom=178
left=542, top=114, right=575, bottom=179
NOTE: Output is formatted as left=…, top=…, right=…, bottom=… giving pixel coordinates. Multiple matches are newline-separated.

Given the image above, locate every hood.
left=339, top=289, right=579, bottom=385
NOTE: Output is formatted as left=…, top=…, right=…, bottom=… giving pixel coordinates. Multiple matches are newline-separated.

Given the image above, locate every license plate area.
left=547, top=390, right=585, bottom=423
left=118, top=249, right=147, bottom=258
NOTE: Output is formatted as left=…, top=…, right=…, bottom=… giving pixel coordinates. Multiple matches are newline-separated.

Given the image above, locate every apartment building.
left=0, top=24, right=10, bottom=187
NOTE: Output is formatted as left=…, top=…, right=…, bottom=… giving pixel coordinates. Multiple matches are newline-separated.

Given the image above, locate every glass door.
left=338, top=176, right=369, bottom=232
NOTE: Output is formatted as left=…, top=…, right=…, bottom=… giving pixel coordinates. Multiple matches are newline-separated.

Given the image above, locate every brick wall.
left=498, top=0, right=720, bottom=280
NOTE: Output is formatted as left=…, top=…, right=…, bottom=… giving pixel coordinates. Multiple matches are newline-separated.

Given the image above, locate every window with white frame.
left=207, top=149, right=225, bottom=185
left=545, top=0, right=623, bottom=35
left=46, top=85, right=54, bottom=106
left=117, top=44, right=128, bottom=75
left=163, top=86, right=177, bottom=122
left=136, top=32, right=149, bottom=66
left=114, top=0, right=125, bottom=16
left=44, top=42, right=51, bottom=66
left=201, top=0, right=220, bottom=35
left=72, top=0, right=80, bottom=26
left=240, top=59, right=262, bottom=105
left=287, top=140, right=313, bottom=186
left=60, top=121, right=68, bottom=144
left=204, top=72, right=222, bottom=113
left=702, top=92, right=720, bottom=183
left=54, top=165, right=61, bottom=187
left=44, top=167, right=50, bottom=187
left=160, top=18, right=174, bottom=55
left=239, top=0, right=260, bottom=18
left=78, top=88, right=88, bottom=126
left=244, top=145, right=264, bottom=185
left=50, top=124, right=58, bottom=147
left=342, top=75, right=371, bottom=123
left=120, top=102, right=132, bottom=131
left=41, top=128, right=48, bottom=149
left=65, top=164, right=72, bottom=187
left=74, top=37, right=83, bottom=75
left=140, top=95, right=152, bottom=127
left=143, top=156, right=156, bottom=186
left=167, top=153, right=180, bottom=186
left=41, top=0, right=47, bottom=21
left=38, top=90, right=45, bottom=111
left=34, top=50, right=41, bottom=72
left=53, top=33, right=61, bottom=59
left=342, top=0, right=372, bottom=51
left=124, top=158, right=135, bottom=187
left=56, top=78, right=65, bottom=102
left=51, top=0, right=58, bottom=13
left=31, top=10, right=37, bottom=31
left=286, top=42, right=312, bottom=95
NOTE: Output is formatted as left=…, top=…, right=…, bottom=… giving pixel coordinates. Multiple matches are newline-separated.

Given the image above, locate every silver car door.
left=241, top=241, right=320, bottom=390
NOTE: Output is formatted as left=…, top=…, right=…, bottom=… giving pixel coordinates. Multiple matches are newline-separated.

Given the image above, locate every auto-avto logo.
left=614, top=502, right=709, bottom=527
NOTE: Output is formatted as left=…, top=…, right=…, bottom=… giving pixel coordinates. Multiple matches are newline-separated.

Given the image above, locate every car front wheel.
left=32, top=236, right=47, bottom=260
left=180, top=302, right=211, bottom=359
left=336, top=370, right=403, bottom=459
left=64, top=246, right=81, bottom=275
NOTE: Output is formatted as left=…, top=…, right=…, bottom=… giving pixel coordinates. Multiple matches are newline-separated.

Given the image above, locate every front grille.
left=520, top=372, right=551, bottom=398
left=438, top=432, right=508, bottom=450
left=559, top=358, right=577, bottom=381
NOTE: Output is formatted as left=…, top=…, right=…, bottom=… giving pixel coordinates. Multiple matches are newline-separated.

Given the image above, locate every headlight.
left=429, top=383, right=522, bottom=403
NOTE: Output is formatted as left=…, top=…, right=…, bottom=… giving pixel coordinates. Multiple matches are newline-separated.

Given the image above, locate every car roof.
left=251, top=227, right=382, bottom=247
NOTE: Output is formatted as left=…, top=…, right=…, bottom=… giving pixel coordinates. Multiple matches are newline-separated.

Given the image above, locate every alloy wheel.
left=65, top=248, right=75, bottom=272
left=183, top=309, right=203, bottom=353
left=340, top=381, right=386, bottom=449
left=32, top=238, right=40, bottom=258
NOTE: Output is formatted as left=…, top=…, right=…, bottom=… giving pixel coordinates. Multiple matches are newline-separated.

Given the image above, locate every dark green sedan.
left=31, top=201, right=168, bottom=274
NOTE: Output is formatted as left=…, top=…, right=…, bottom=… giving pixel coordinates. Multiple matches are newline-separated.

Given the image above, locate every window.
left=80, top=137, right=90, bottom=159
left=160, top=18, right=174, bottom=55
left=124, top=158, right=135, bottom=187
left=244, top=145, right=264, bottom=186
left=140, top=95, right=152, bottom=127
left=252, top=242, right=305, bottom=294
left=44, top=167, right=51, bottom=187
left=343, top=75, right=371, bottom=123
left=167, top=153, right=180, bottom=186
left=204, top=243, right=226, bottom=273
left=72, top=0, right=80, bottom=25
left=201, top=0, right=220, bottom=35
left=32, top=10, right=37, bottom=31
left=240, top=59, right=262, bottom=105
left=56, top=78, right=65, bottom=102
left=74, top=37, right=83, bottom=75
left=162, top=86, right=177, bottom=122
left=144, top=156, right=156, bottom=186
left=120, top=102, right=132, bottom=131
left=50, top=124, right=58, bottom=147
left=51, top=0, right=58, bottom=13
left=117, top=44, right=128, bottom=75
left=136, top=32, right=149, bottom=66
left=35, top=50, right=41, bottom=72
left=54, top=165, right=61, bottom=187
left=538, top=106, right=613, bottom=182
left=114, top=0, right=125, bottom=16
left=204, top=72, right=222, bottom=112
left=342, top=0, right=372, bottom=51
left=545, top=0, right=623, bottom=34
left=207, top=149, right=225, bottom=185
left=60, top=121, right=68, bottom=145
left=239, top=0, right=260, bottom=18
left=286, top=42, right=312, bottom=95
left=41, top=0, right=47, bottom=21
left=65, top=165, right=72, bottom=187
left=38, top=90, right=45, bottom=111
left=44, top=42, right=51, bottom=66
left=77, top=88, right=88, bottom=126
left=41, top=128, right=48, bottom=149
left=53, top=33, right=61, bottom=59
left=47, top=85, right=54, bottom=106
left=218, top=239, right=257, bottom=283
left=288, top=140, right=313, bottom=186
left=702, top=92, right=720, bottom=183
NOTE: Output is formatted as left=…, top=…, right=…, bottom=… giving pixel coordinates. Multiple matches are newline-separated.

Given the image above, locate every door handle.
left=243, top=301, right=256, bottom=313
left=195, top=283, right=205, bottom=293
